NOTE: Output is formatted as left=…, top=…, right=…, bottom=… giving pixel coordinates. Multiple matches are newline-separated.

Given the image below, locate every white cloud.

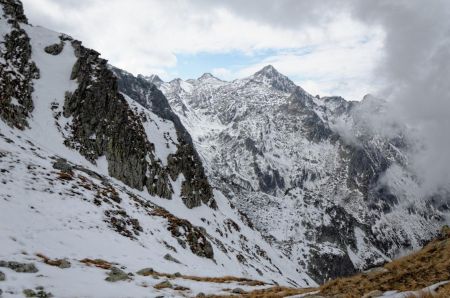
left=22, top=0, right=379, bottom=92
left=214, top=30, right=384, bottom=100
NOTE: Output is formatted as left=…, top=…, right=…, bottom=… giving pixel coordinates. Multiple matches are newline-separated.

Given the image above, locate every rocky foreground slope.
left=0, top=1, right=315, bottom=296
left=153, top=65, right=450, bottom=283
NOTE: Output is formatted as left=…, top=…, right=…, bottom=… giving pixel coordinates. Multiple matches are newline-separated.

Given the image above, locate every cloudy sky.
left=21, top=0, right=387, bottom=101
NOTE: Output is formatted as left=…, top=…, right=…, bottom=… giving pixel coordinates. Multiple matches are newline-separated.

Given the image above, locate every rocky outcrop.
left=151, top=207, right=214, bottom=259
left=44, top=42, right=64, bottom=55
left=0, top=261, right=38, bottom=273
left=111, top=67, right=216, bottom=209
left=62, top=37, right=174, bottom=200
left=0, top=0, right=28, bottom=23
left=0, top=0, right=39, bottom=129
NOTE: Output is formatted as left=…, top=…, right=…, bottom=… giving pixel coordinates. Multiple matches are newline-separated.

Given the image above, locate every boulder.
left=154, top=280, right=172, bottom=289
left=44, top=42, right=64, bottom=55
left=105, top=267, right=129, bottom=282
left=0, top=261, right=38, bottom=273
left=136, top=268, right=154, bottom=276
left=163, top=254, right=180, bottom=264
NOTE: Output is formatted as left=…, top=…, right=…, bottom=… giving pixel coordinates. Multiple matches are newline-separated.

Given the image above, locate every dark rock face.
left=0, top=1, right=39, bottom=129
left=111, top=67, right=216, bottom=209
left=44, top=42, right=64, bottom=55
left=308, top=249, right=356, bottom=284
left=0, top=0, right=28, bottom=23
left=284, top=88, right=336, bottom=143
left=62, top=37, right=173, bottom=200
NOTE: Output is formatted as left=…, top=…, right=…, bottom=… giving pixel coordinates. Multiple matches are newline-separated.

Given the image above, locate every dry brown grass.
left=140, top=270, right=267, bottom=286
left=57, top=171, right=73, bottom=180
left=36, top=253, right=69, bottom=267
left=79, top=258, right=113, bottom=270
left=319, top=227, right=450, bottom=298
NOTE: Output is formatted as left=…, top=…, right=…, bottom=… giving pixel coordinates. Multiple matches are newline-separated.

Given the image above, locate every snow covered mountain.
left=1, top=0, right=449, bottom=296
left=0, top=1, right=316, bottom=296
left=154, top=65, right=450, bottom=283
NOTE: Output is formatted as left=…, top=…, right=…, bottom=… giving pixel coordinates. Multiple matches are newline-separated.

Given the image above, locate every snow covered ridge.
left=0, top=0, right=318, bottom=296
left=155, top=62, right=450, bottom=282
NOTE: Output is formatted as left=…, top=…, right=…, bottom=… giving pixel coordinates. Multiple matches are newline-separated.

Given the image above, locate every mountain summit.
left=198, top=72, right=222, bottom=81
left=253, top=64, right=280, bottom=77
left=251, top=64, right=297, bottom=93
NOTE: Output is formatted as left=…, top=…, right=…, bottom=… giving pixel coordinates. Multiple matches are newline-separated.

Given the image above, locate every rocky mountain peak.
left=253, top=64, right=279, bottom=77
left=251, top=64, right=297, bottom=93
left=140, top=73, right=164, bottom=87
left=198, top=72, right=221, bottom=81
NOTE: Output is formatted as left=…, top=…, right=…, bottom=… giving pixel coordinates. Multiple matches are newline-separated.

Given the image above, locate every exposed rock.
left=52, top=158, right=73, bottom=173
left=23, top=289, right=35, bottom=297
left=57, top=259, right=71, bottom=269
left=174, top=285, right=190, bottom=291
left=136, top=268, right=154, bottom=276
left=154, top=280, right=172, bottom=289
left=231, top=287, right=245, bottom=294
left=0, top=3, right=39, bottom=129
left=440, top=225, right=450, bottom=238
left=163, top=253, right=180, bottom=264
left=63, top=39, right=174, bottom=202
left=0, top=270, right=5, bottom=281
left=22, top=287, right=52, bottom=298
left=307, top=249, right=356, bottom=285
left=44, top=42, right=64, bottom=55
left=196, top=293, right=206, bottom=298
left=104, top=209, right=143, bottom=239
left=152, top=208, right=214, bottom=259
left=0, top=261, right=38, bottom=273
left=111, top=67, right=216, bottom=209
left=0, top=0, right=28, bottom=23
left=173, top=272, right=182, bottom=277
left=363, top=267, right=389, bottom=275
left=105, top=267, right=129, bottom=282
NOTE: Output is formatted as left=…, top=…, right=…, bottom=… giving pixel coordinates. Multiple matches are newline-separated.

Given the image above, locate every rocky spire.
left=252, top=65, right=297, bottom=93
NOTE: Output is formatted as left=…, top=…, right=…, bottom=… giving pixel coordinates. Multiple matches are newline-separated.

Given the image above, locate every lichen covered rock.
left=0, top=1, right=39, bottom=129
left=0, top=260, right=38, bottom=273
left=63, top=39, right=173, bottom=199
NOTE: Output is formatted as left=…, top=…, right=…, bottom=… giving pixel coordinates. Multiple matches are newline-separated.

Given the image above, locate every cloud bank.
left=22, top=0, right=381, bottom=100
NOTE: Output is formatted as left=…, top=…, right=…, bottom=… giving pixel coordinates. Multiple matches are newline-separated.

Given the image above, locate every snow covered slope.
left=156, top=65, right=450, bottom=283
left=0, top=1, right=315, bottom=296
